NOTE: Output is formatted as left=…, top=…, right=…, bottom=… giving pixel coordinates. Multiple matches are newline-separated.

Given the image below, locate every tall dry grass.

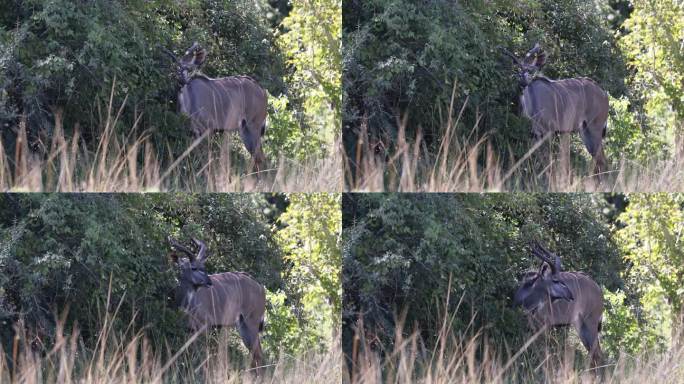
left=0, top=85, right=341, bottom=192
left=0, top=326, right=341, bottom=384
left=0, top=299, right=341, bottom=384
left=345, top=97, right=684, bottom=192
left=347, top=312, right=684, bottom=384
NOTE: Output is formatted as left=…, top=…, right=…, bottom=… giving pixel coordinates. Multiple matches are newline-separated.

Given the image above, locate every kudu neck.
left=179, top=71, right=212, bottom=86
left=177, top=280, right=210, bottom=310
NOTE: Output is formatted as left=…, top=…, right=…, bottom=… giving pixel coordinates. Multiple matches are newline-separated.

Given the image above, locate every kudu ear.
left=193, top=47, right=207, bottom=67
left=168, top=236, right=196, bottom=261
left=533, top=49, right=546, bottom=69
left=539, top=262, right=550, bottom=277
left=523, top=43, right=543, bottom=67
left=186, top=42, right=200, bottom=55
left=548, top=279, right=574, bottom=302
left=185, top=42, right=206, bottom=67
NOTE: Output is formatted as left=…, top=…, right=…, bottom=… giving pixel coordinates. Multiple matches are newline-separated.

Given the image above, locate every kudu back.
left=514, top=241, right=604, bottom=367
left=164, top=42, right=268, bottom=172
left=169, top=237, right=266, bottom=370
left=503, top=44, right=609, bottom=175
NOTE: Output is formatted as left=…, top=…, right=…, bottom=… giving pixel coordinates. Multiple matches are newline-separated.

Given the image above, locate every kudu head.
left=168, top=236, right=212, bottom=290
left=513, top=241, right=574, bottom=313
left=161, top=42, right=207, bottom=84
left=501, top=43, right=547, bottom=87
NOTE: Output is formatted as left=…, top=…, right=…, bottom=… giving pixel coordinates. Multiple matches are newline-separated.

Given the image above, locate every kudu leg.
left=580, top=121, right=608, bottom=178
left=250, top=336, right=263, bottom=371
left=533, top=131, right=554, bottom=182
left=593, top=146, right=608, bottom=176
left=578, top=321, right=602, bottom=368
left=253, top=123, right=267, bottom=175
left=238, top=119, right=266, bottom=176
left=237, top=314, right=263, bottom=373
left=253, top=145, right=266, bottom=174
left=558, top=133, right=571, bottom=183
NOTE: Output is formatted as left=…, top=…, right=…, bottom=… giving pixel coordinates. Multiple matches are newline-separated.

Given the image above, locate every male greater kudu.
left=502, top=44, right=609, bottom=176
left=513, top=241, right=604, bottom=367
left=169, top=236, right=266, bottom=371
left=164, top=42, right=268, bottom=172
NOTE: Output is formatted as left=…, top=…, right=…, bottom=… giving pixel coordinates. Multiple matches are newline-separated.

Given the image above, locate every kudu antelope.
left=513, top=241, right=604, bottom=367
left=502, top=44, right=609, bottom=176
left=163, top=42, right=268, bottom=172
left=168, top=236, right=266, bottom=371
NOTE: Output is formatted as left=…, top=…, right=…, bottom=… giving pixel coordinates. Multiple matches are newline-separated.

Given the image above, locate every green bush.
left=343, top=0, right=631, bottom=168
left=0, top=0, right=326, bottom=165
left=0, top=194, right=184, bottom=347
left=606, top=95, right=668, bottom=163
left=342, top=193, right=626, bottom=366
left=266, top=94, right=324, bottom=160
left=619, top=0, right=684, bottom=149
left=602, top=289, right=668, bottom=356
left=0, top=193, right=337, bottom=363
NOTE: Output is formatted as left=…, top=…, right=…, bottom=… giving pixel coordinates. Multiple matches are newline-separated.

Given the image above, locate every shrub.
left=343, top=0, right=631, bottom=169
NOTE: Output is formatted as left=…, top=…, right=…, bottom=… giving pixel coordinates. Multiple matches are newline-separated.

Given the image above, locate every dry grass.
left=0, top=86, right=341, bottom=192
left=0, top=323, right=341, bottom=384
left=345, top=98, right=684, bottom=192
left=347, top=313, right=684, bottom=384
left=0, top=310, right=341, bottom=384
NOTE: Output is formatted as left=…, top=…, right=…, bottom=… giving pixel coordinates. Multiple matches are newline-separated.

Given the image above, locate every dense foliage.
left=0, top=0, right=336, bottom=170
left=342, top=193, right=684, bottom=369
left=278, top=0, right=342, bottom=152
left=604, top=193, right=684, bottom=355
left=343, top=0, right=676, bottom=177
left=619, top=0, right=684, bottom=149
left=0, top=193, right=340, bottom=365
left=273, top=193, right=341, bottom=352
